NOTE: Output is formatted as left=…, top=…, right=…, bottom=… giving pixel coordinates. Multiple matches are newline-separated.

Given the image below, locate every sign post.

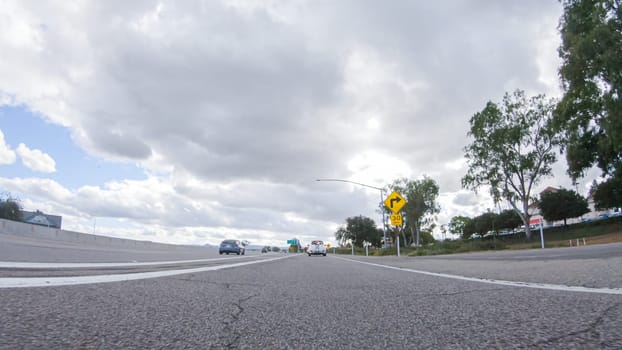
left=530, top=218, right=546, bottom=249
left=384, top=191, right=407, bottom=257
left=539, top=219, right=545, bottom=249
left=395, top=227, right=400, bottom=257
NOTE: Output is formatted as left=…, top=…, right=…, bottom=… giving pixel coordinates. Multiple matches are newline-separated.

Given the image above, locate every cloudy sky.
left=0, top=1, right=602, bottom=247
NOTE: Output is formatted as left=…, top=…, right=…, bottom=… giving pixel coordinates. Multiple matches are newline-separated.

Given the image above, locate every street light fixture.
left=316, top=178, right=388, bottom=248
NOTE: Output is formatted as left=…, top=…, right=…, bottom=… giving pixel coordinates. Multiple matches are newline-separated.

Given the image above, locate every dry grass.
left=537, top=231, right=622, bottom=248
left=501, top=230, right=622, bottom=250
left=577, top=231, right=622, bottom=245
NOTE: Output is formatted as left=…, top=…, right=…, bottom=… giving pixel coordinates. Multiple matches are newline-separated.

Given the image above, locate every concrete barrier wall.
left=0, top=218, right=199, bottom=250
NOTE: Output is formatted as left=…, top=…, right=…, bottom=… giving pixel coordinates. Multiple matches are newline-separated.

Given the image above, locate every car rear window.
left=311, top=240, right=323, bottom=245
left=221, top=240, right=237, bottom=245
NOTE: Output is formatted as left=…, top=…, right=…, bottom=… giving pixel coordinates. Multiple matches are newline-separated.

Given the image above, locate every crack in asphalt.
left=530, top=302, right=622, bottom=348
left=169, top=275, right=264, bottom=349
left=221, top=294, right=259, bottom=349
left=171, top=275, right=263, bottom=289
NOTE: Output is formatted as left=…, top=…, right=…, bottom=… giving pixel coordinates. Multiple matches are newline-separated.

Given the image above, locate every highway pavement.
left=1, top=243, right=621, bottom=349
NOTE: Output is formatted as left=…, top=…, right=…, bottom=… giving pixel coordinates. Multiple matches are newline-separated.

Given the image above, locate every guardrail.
left=0, top=218, right=197, bottom=250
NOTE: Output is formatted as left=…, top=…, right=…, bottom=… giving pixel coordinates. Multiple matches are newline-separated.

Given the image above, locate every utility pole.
left=316, top=179, right=388, bottom=248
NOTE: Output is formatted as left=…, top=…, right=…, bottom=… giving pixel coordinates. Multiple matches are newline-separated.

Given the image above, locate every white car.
left=308, top=240, right=327, bottom=256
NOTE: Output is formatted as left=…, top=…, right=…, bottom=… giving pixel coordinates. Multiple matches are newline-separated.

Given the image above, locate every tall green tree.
left=556, top=0, right=622, bottom=210
left=473, top=212, right=496, bottom=236
left=418, top=231, right=436, bottom=245
left=387, top=176, right=440, bottom=247
left=496, top=209, right=522, bottom=231
left=591, top=166, right=622, bottom=210
left=463, top=217, right=477, bottom=239
left=334, top=215, right=382, bottom=248
left=538, top=188, right=589, bottom=226
left=448, top=215, right=471, bottom=239
left=555, top=0, right=622, bottom=183
left=462, top=90, right=559, bottom=239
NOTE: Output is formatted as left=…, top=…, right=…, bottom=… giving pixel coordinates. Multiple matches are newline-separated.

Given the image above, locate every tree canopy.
left=591, top=167, right=622, bottom=210
left=462, top=90, right=559, bottom=238
left=496, top=209, right=522, bottom=231
left=0, top=198, right=22, bottom=222
left=334, top=215, right=382, bottom=248
left=555, top=0, right=622, bottom=181
left=538, top=188, right=589, bottom=225
left=386, top=176, right=440, bottom=246
left=454, top=210, right=521, bottom=240
left=448, top=215, right=471, bottom=239
left=555, top=0, right=622, bottom=211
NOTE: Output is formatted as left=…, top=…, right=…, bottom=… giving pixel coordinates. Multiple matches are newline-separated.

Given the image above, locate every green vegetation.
left=334, top=215, right=383, bottom=248
left=458, top=210, right=522, bottom=240
left=538, top=188, right=589, bottom=226
left=332, top=216, right=622, bottom=256
left=555, top=0, right=622, bottom=210
left=331, top=2, right=622, bottom=257
left=556, top=0, right=622, bottom=180
left=385, top=177, right=440, bottom=247
left=462, top=90, right=559, bottom=239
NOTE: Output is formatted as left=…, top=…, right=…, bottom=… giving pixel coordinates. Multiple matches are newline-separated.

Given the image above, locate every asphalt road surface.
left=1, top=242, right=621, bottom=349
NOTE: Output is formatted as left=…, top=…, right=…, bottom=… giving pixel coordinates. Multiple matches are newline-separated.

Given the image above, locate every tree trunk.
left=523, top=200, right=532, bottom=240
left=415, top=224, right=421, bottom=247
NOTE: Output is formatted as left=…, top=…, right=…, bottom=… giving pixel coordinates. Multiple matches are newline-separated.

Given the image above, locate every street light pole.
left=316, top=178, right=388, bottom=248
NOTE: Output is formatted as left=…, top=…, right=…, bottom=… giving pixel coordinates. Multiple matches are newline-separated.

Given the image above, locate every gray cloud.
left=0, top=0, right=569, bottom=244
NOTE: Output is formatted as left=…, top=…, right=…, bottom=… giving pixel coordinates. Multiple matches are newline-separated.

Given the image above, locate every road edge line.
left=0, top=255, right=294, bottom=289
left=335, top=256, right=622, bottom=295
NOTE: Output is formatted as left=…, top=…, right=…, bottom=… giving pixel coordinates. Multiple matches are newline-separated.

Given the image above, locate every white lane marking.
left=0, top=255, right=293, bottom=289
left=0, top=256, right=256, bottom=269
left=337, top=257, right=622, bottom=295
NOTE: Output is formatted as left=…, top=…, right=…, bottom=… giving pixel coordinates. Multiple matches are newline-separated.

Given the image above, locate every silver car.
left=308, top=240, right=327, bottom=256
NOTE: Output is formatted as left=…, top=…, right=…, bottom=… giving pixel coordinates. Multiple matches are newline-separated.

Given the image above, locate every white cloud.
left=0, top=1, right=577, bottom=246
left=444, top=158, right=466, bottom=171
left=0, top=173, right=348, bottom=246
left=0, top=130, right=16, bottom=165
left=16, top=143, right=56, bottom=173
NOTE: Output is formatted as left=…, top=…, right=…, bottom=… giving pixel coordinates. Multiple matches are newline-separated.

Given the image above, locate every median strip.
left=0, top=255, right=292, bottom=289
left=337, top=257, right=622, bottom=295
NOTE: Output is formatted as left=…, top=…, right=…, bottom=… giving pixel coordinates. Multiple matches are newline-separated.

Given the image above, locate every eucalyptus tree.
left=555, top=0, right=622, bottom=209
left=462, top=90, right=559, bottom=239
left=448, top=215, right=471, bottom=239
left=387, top=176, right=440, bottom=247
left=334, top=215, right=381, bottom=248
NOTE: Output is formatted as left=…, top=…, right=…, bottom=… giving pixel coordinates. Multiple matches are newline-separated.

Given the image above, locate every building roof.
left=21, top=210, right=62, bottom=229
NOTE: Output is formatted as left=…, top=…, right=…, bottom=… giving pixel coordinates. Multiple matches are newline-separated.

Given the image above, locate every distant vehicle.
left=219, top=240, right=245, bottom=255
left=261, top=246, right=270, bottom=253
left=308, top=240, right=327, bottom=256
